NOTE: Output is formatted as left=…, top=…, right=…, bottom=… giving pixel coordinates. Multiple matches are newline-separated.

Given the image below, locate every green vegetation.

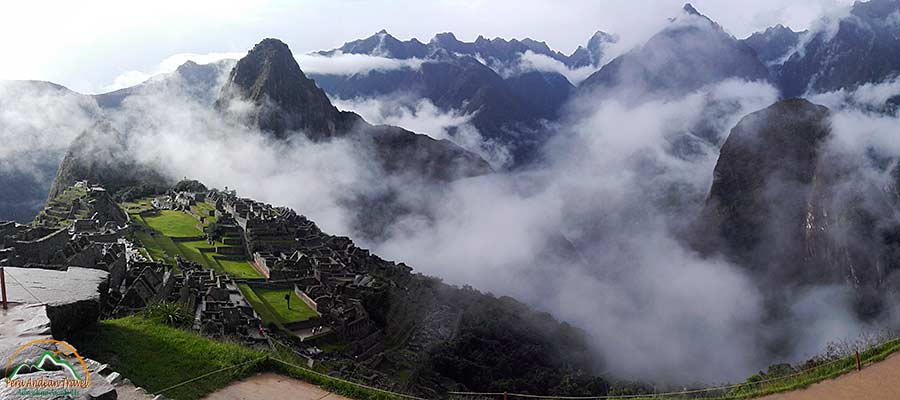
left=133, top=229, right=181, bottom=266
left=70, top=316, right=265, bottom=400
left=257, top=288, right=319, bottom=323
left=714, top=337, right=900, bottom=399
left=126, top=203, right=260, bottom=279
left=32, top=184, right=91, bottom=228
left=142, top=302, right=194, bottom=328
left=236, top=285, right=318, bottom=327
left=142, top=210, right=204, bottom=237
left=215, top=257, right=263, bottom=279
left=70, top=316, right=406, bottom=400
left=238, top=284, right=282, bottom=329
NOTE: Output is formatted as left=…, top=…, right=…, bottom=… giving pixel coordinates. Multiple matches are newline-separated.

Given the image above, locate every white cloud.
left=296, top=52, right=425, bottom=76
left=104, top=52, right=246, bottom=92
left=333, top=94, right=512, bottom=168
left=514, top=51, right=598, bottom=85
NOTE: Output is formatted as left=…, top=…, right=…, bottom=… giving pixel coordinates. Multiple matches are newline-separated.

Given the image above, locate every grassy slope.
left=238, top=284, right=282, bottom=328
left=216, top=257, right=263, bottom=278
left=70, top=316, right=406, bottom=400
left=70, top=317, right=265, bottom=400
left=143, top=210, right=204, bottom=237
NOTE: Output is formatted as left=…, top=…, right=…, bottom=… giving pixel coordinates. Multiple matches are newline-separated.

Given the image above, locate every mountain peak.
left=216, top=37, right=357, bottom=140
left=683, top=3, right=702, bottom=16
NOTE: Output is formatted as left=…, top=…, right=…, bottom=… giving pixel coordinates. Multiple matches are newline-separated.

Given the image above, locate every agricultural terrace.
left=123, top=200, right=263, bottom=279
left=239, top=285, right=319, bottom=326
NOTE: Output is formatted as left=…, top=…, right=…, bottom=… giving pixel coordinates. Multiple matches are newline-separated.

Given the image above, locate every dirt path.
left=762, top=353, right=900, bottom=400
left=203, top=372, right=352, bottom=400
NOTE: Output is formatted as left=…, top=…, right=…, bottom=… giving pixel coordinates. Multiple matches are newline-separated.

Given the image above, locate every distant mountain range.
left=310, top=29, right=616, bottom=165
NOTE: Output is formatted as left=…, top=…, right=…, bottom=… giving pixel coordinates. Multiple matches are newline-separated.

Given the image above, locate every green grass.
left=134, top=229, right=180, bottom=265
left=142, top=210, right=204, bottom=237
left=175, top=240, right=218, bottom=269
left=70, top=316, right=265, bottom=400
left=238, top=284, right=282, bottom=328
left=717, top=337, right=900, bottom=399
left=69, top=316, right=408, bottom=400
left=216, top=258, right=264, bottom=279
left=257, top=288, right=319, bottom=324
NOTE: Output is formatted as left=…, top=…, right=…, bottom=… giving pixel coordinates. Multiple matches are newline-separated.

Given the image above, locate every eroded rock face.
left=216, top=38, right=361, bottom=140
left=695, top=98, right=900, bottom=315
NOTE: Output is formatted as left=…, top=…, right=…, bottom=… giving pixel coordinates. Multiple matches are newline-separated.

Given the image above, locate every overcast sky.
left=1, top=0, right=853, bottom=94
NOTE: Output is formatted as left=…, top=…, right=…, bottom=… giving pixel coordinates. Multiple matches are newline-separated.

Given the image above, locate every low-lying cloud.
left=332, top=94, right=513, bottom=168
left=296, top=52, right=425, bottom=76
left=510, top=51, right=598, bottom=85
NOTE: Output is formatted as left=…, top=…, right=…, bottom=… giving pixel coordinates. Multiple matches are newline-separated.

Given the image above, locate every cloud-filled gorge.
left=5, top=42, right=900, bottom=386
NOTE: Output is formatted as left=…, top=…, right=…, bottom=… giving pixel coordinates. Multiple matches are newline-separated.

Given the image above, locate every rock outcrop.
left=695, top=98, right=900, bottom=315
left=216, top=38, right=492, bottom=180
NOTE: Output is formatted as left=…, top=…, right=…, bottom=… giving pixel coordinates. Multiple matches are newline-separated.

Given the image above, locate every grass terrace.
left=142, top=210, right=204, bottom=237
left=238, top=286, right=319, bottom=326
left=257, top=288, right=319, bottom=323
left=216, top=257, right=264, bottom=279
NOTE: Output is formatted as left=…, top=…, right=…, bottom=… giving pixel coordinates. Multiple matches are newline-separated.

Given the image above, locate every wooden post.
left=1, top=267, right=7, bottom=310
left=856, top=351, right=861, bottom=371
left=503, top=391, right=508, bottom=400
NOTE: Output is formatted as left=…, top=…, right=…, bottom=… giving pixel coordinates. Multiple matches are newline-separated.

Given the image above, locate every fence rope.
left=153, top=355, right=267, bottom=395
left=269, top=357, right=430, bottom=400
left=448, top=335, right=900, bottom=399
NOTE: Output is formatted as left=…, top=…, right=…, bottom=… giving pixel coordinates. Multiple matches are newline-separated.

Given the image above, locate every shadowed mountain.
left=694, top=98, right=900, bottom=316
left=567, top=31, right=619, bottom=68
left=311, top=30, right=607, bottom=166
left=579, top=4, right=769, bottom=100
left=0, top=80, right=100, bottom=222
left=741, top=24, right=804, bottom=67
left=774, top=0, right=900, bottom=97
left=49, top=120, right=170, bottom=200
left=215, top=38, right=491, bottom=180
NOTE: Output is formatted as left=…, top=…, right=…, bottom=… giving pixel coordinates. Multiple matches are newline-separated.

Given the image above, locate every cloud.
left=511, top=51, right=598, bottom=85
left=0, top=81, right=99, bottom=220
left=296, top=53, right=425, bottom=76
left=332, top=94, right=513, bottom=168
left=86, top=68, right=890, bottom=384
left=104, top=52, right=246, bottom=92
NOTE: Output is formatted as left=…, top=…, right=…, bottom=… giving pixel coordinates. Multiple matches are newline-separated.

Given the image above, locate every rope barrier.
left=269, top=357, right=431, bottom=400
left=448, top=335, right=900, bottom=399
left=153, top=355, right=267, bottom=395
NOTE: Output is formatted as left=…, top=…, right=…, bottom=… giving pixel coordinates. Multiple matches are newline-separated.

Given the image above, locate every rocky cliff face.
left=216, top=38, right=492, bottom=180
left=775, top=0, right=900, bottom=97
left=216, top=38, right=361, bottom=140
left=696, top=98, right=900, bottom=316
left=741, top=24, right=804, bottom=67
